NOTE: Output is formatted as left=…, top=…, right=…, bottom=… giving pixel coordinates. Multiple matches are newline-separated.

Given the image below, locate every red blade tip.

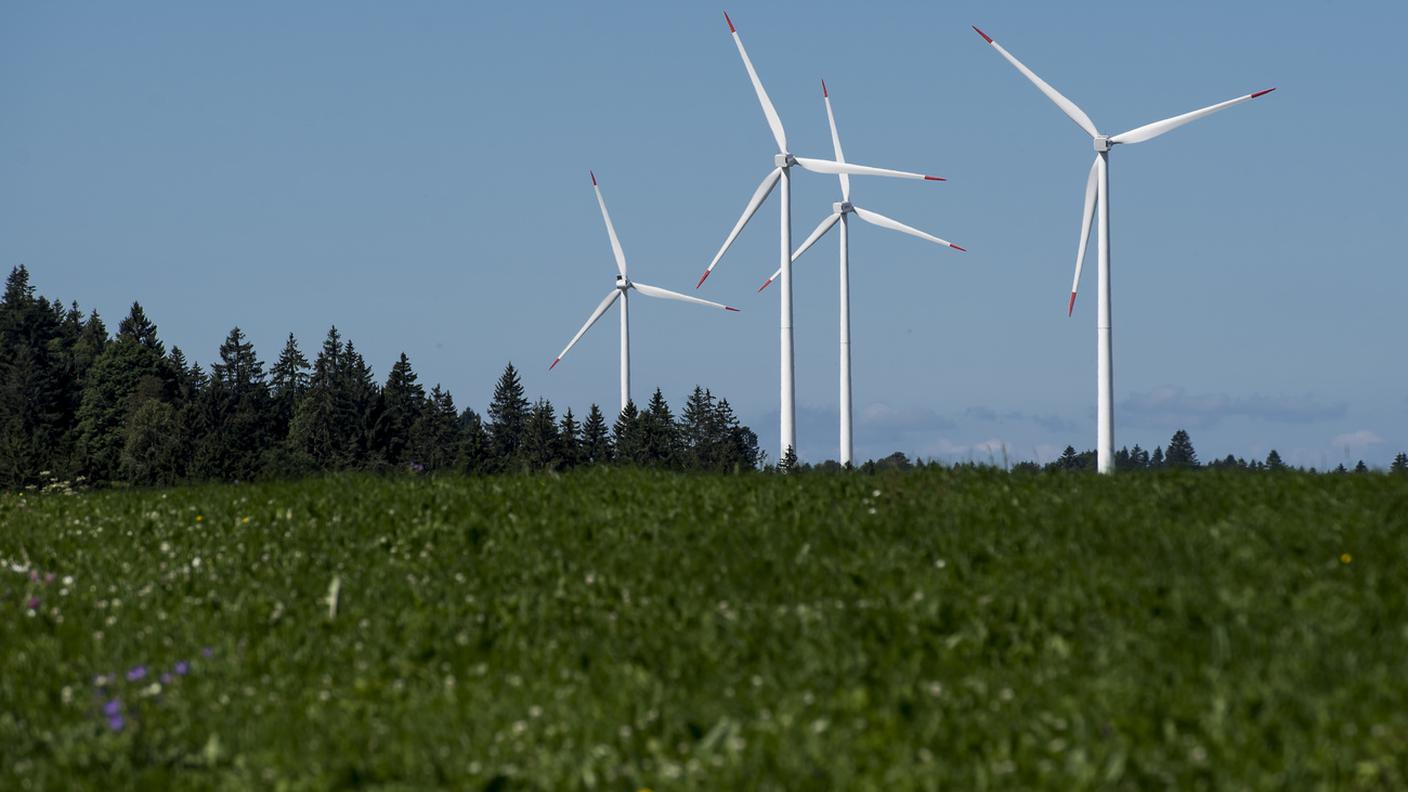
left=757, top=277, right=773, bottom=292
left=973, top=26, right=993, bottom=44
left=549, top=357, right=561, bottom=370
left=821, top=79, right=828, bottom=98
left=950, top=244, right=966, bottom=252
left=696, top=270, right=712, bottom=289
left=725, top=306, right=740, bottom=312
left=1067, top=292, right=1077, bottom=317
left=589, top=170, right=596, bottom=185
left=1250, top=88, right=1276, bottom=99
left=724, top=11, right=735, bottom=32
left=924, top=175, right=946, bottom=182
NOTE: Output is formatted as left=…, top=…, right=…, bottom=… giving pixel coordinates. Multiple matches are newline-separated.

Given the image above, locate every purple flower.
left=107, top=714, right=125, bottom=732
left=126, top=666, right=146, bottom=682
left=29, top=570, right=39, bottom=582
left=25, top=597, right=40, bottom=610
left=161, top=672, right=174, bottom=684
left=103, top=698, right=122, bottom=717
left=174, top=660, right=190, bottom=676
left=44, top=572, right=55, bottom=585
left=201, top=647, right=214, bottom=658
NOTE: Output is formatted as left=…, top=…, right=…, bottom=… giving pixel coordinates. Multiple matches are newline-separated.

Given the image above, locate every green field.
left=3, top=470, right=1406, bottom=790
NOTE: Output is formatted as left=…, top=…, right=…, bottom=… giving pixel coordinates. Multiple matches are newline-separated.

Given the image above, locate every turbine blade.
left=822, top=79, right=849, bottom=201
left=590, top=171, right=628, bottom=277
left=698, top=167, right=782, bottom=288
left=973, top=26, right=1100, bottom=139
left=633, top=281, right=739, bottom=312
left=551, top=288, right=621, bottom=369
left=853, top=206, right=964, bottom=251
left=794, top=157, right=944, bottom=182
left=725, top=12, right=787, bottom=152
left=1110, top=88, right=1276, bottom=145
left=1070, top=156, right=1099, bottom=316
left=760, top=211, right=841, bottom=292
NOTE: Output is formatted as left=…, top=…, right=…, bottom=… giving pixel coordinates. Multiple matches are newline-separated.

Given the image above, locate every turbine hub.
left=616, top=275, right=630, bottom=290
left=774, top=152, right=797, bottom=168
left=1093, top=136, right=1112, bottom=153
left=835, top=201, right=854, bottom=214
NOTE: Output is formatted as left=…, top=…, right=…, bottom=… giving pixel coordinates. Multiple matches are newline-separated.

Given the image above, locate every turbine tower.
left=759, top=80, right=966, bottom=467
left=551, top=172, right=739, bottom=413
left=699, top=11, right=944, bottom=464
left=973, top=26, right=1274, bottom=474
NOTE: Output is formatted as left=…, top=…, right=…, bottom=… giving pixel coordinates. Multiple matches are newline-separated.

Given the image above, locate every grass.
left=2, top=468, right=1406, bottom=790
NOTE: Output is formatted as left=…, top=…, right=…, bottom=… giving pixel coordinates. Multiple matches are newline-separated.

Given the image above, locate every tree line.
left=0, top=266, right=761, bottom=488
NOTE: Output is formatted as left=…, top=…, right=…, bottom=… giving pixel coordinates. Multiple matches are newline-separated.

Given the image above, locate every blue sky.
left=3, top=1, right=1405, bottom=467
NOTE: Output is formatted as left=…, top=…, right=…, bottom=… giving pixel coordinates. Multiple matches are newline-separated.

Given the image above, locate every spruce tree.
left=1265, top=449, right=1286, bottom=471
left=190, top=327, right=271, bottom=481
left=1150, top=446, right=1165, bottom=469
left=407, top=385, right=461, bottom=471
left=0, top=267, right=78, bottom=484
left=612, top=401, right=642, bottom=465
left=269, top=333, right=310, bottom=439
left=287, top=326, right=347, bottom=468
left=75, top=302, right=177, bottom=482
left=459, top=408, right=491, bottom=473
left=714, top=398, right=760, bottom=471
left=522, top=399, right=560, bottom=469
left=638, top=388, right=679, bottom=468
left=1354, top=460, right=1368, bottom=474
left=487, top=363, right=530, bottom=469
left=679, top=386, right=719, bottom=471
left=1164, top=429, right=1199, bottom=469
left=1392, top=453, right=1408, bottom=475
left=557, top=408, right=581, bottom=468
left=375, top=352, right=424, bottom=466
left=581, top=404, right=612, bottom=465
left=339, top=341, right=380, bottom=467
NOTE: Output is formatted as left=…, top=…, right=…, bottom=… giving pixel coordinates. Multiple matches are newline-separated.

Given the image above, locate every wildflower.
left=1340, top=553, right=1352, bottom=565
left=107, top=714, right=125, bottom=732
left=161, top=672, right=174, bottom=684
left=103, top=698, right=123, bottom=718
left=201, top=647, right=214, bottom=658
left=174, top=660, right=190, bottom=675
left=195, top=515, right=204, bottom=523
left=26, top=596, right=41, bottom=610
left=44, top=572, right=55, bottom=584
left=241, top=516, right=250, bottom=525
left=126, top=666, right=147, bottom=682
left=872, top=489, right=882, bottom=498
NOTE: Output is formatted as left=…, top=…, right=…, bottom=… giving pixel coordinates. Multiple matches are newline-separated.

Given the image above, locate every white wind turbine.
left=758, top=80, right=966, bottom=467
left=699, top=11, right=944, bottom=463
left=551, top=172, right=739, bottom=413
left=973, top=25, right=1274, bottom=474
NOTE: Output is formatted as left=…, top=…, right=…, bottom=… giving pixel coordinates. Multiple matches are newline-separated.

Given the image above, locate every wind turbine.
left=551, top=172, right=739, bottom=413
left=973, top=25, right=1274, bottom=474
left=758, top=80, right=966, bottom=467
left=699, top=11, right=944, bottom=463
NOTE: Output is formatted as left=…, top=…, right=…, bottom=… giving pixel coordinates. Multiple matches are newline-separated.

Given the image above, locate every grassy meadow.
left=2, top=469, right=1406, bottom=789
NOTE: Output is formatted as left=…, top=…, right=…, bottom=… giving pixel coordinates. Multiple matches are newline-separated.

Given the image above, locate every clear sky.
left=4, top=1, right=1405, bottom=467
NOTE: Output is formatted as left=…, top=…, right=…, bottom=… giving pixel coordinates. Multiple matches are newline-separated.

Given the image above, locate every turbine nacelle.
left=833, top=201, right=855, bottom=215
left=774, top=152, right=798, bottom=168
left=616, top=275, right=630, bottom=291
left=1094, top=135, right=1113, bottom=153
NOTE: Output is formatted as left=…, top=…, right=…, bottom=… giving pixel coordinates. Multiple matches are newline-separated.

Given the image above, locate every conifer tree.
left=1392, top=453, right=1408, bottom=475
left=714, top=398, right=760, bottom=471
left=287, top=326, right=348, bottom=468
left=269, top=333, right=310, bottom=438
left=338, top=341, right=380, bottom=466
left=407, top=385, right=461, bottom=471
left=638, top=388, right=679, bottom=468
left=75, top=302, right=177, bottom=482
left=459, top=408, right=491, bottom=473
left=581, top=404, right=612, bottom=465
left=0, top=266, right=78, bottom=483
left=1265, top=449, right=1286, bottom=471
left=1150, top=446, right=1165, bottom=469
left=1354, top=460, right=1368, bottom=474
left=557, top=408, right=581, bottom=468
left=612, top=401, right=642, bottom=465
left=1164, top=429, right=1199, bottom=469
left=522, top=399, right=560, bottom=469
left=190, top=327, right=271, bottom=481
left=487, top=363, right=530, bottom=469
left=375, top=352, right=424, bottom=465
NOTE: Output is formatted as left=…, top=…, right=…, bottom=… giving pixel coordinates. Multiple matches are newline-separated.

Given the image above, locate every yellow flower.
left=242, top=516, right=251, bottom=525
left=195, top=515, right=203, bottom=523
left=1340, top=553, right=1352, bottom=565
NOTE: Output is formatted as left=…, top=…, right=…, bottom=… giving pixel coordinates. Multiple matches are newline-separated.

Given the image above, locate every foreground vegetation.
left=3, top=469, right=1406, bottom=789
